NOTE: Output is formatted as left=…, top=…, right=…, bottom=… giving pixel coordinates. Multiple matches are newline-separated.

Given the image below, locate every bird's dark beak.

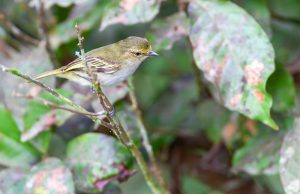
left=148, top=50, right=159, bottom=56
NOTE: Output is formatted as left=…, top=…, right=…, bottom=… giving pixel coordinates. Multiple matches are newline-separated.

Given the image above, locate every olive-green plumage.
left=35, top=36, right=158, bottom=86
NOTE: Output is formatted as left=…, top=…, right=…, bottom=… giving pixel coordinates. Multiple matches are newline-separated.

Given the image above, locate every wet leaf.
left=188, top=0, right=278, bottom=129
left=25, top=157, right=74, bottom=194
left=147, top=12, right=190, bottom=51
left=0, top=168, right=27, bottom=194
left=279, top=119, right=300, bottom=194
left=99, top=0, right=162, bottom=31
left=0, top=105, right=40, bottom=167
left=66, top=133, right=133, bottom=193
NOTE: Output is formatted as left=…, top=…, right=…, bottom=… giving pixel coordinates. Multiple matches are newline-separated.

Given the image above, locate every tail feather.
left=34, top=68, right=62, bottom=80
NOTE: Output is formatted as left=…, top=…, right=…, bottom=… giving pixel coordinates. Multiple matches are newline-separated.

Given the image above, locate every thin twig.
left=0, top=63, right=107, bottom=128
left=15, top=93, right=105, bottom=117
left=127, top=77, right=170, bottom=194
left=74, top=24, right=162, bottom=194
left=37, top=0, right=60, bottom=68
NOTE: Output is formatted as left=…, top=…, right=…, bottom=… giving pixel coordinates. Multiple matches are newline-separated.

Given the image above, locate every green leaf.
left=0, top=104, right=20, bottom=140
left=99, top=0, right=162, bottom=31
left=0, top=104, right=40, bottom=167
left=66, top=133, right=132, bottom=193
left=279, top=119, right=300, bottom=194
left=232, top=129, right=284, bottom=175
left=21, top=89, right=73, bottom=153
left=270, top=0, right=300, bottom=20
left=22, top=101, right=52, bottom=153
left=146, top=12, right=190, bottom=51
left=50, top=1, right=110, bottom=48
left=267, top=63, right=295, bottom=112
left=25, top=158, right=75, bottom=194
left=0, top=168, right=27, bottom=194
left=188, top=0, right=278, bottom=129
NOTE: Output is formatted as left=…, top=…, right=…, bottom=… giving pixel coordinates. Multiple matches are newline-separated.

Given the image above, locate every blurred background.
left=0, top=0, right=300, bottom=193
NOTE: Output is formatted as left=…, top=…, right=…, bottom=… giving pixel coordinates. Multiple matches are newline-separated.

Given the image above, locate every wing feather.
left=62, top=56, right=120, bottom=74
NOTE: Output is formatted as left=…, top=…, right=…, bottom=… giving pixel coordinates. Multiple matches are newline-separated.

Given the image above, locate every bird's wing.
left=62, top=56, right=120, bottom=74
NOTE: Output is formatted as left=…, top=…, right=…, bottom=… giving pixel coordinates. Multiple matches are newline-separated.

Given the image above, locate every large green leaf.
left=66, top=133, right=132, bottom=193
left=279, top=119, right=300, bottom=194
left=188, top=0, right=278, bottom=129
left=25, top=158, right=75, bottom=194
left=0, top=105, right=40, bottom=167
left=99, top=0, right=162, bottom=31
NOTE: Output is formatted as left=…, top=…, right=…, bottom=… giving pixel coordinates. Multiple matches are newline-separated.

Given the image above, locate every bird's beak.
left=148, top=50, right=159, bottom=56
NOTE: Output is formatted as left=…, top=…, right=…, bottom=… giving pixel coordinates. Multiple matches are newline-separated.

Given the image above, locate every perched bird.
left=35, top=36, right=158, bottom=86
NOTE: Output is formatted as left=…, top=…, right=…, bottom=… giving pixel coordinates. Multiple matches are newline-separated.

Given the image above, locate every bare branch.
left=74, top=24, right=163, bottom=194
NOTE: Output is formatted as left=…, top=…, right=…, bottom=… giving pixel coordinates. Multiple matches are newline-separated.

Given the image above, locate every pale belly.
left=97, top=63, right=141, bottom=86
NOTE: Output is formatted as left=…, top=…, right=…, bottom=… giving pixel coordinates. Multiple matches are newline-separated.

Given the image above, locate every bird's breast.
left=97, top=62, right=141, bottom=86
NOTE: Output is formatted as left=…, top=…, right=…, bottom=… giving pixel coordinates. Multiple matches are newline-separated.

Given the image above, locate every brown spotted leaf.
left=147, top=12, right=190, bottom=51
left=25, top=158, right=75, bottom=194
left=188, top=0, right=278, bottom=129
left=99, top=0, right=162, bottom=31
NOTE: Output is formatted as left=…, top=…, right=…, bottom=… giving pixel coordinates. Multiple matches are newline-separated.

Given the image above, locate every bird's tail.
left=34, top=68, right=62, bottom=80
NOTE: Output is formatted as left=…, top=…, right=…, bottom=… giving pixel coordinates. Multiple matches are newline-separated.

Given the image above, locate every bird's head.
left=118, top=36, right=158, bottom=62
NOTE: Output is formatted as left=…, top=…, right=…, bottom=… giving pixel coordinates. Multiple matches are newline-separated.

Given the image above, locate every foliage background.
left=0, top=0, right=300, bottom=193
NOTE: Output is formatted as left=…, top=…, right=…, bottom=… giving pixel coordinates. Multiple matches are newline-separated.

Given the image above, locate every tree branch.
left=74, top=24, right=162, bottom=194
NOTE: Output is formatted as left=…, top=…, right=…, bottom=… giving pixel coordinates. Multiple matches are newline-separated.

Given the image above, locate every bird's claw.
left=108, top=106, right=115, bottom=117
left=90, top=86, right=96, bottom=94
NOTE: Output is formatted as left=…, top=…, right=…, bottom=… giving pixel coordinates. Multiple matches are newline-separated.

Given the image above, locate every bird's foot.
left=90, top=86, right=96, bottom=94
left=108, top=106, right=115, bottom=117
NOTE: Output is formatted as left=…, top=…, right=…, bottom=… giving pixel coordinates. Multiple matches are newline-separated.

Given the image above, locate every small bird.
left=35, top=36, right=158, bottom=86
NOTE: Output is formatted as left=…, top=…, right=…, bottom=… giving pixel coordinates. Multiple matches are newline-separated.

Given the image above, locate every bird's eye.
left=135, top=52, right=141, bottom=56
